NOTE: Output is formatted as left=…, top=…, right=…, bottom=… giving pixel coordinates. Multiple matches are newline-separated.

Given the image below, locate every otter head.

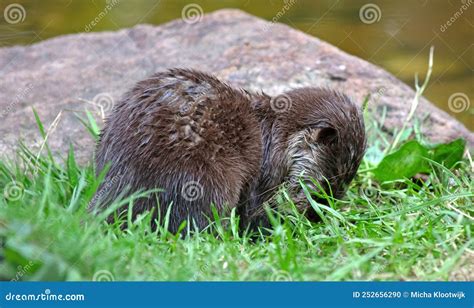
left=269, top=87, right=367, bottom=220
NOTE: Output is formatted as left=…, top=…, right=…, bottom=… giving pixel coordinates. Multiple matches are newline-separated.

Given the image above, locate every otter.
left=90, top=68, right=366, bottom=233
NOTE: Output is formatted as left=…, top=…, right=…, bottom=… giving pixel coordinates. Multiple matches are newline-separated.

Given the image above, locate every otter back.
left=90, top=69, right=262, bottom=233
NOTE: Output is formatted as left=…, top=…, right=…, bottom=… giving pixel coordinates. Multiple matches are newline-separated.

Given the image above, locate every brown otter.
left=90, top=68, right=366, bottom=233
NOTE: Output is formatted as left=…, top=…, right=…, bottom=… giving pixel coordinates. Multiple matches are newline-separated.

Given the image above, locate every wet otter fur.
left=90, top=68, right=366, bottom=233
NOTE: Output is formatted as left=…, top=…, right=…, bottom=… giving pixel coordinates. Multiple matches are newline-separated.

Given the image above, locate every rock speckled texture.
left=0, top=9, right=472, bottom=163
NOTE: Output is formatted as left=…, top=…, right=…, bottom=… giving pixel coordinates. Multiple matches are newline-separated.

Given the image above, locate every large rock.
left=0, top=9, right=472, bottom=163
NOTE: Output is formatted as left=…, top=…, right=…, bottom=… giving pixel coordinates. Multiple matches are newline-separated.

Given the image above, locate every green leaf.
left=373, top=140, right=430, bottom=182
left=32, top=107, right=46, bottom=138
left=75, top=111, right=100, bottom=140
left=431, top=138, right=465, bottom=169
left=362, top=94, right=370, bottom=112
left=85, top=110, right=100, bottom=139
left=31, top=107, right=55, bottom=165
left=66, top=144, right=79, bottom=187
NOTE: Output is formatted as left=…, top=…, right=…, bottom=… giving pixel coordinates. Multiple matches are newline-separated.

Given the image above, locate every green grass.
left=1, top=49, right=472, bottom=281
left=0, top=107, right=472, bottom=281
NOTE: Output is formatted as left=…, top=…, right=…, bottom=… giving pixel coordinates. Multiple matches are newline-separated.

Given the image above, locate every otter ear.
left=316, top=127, right=338, bottom=145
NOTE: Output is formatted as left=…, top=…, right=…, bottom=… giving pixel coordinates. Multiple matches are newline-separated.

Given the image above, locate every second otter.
left=90, top=69, right=366, bottom=232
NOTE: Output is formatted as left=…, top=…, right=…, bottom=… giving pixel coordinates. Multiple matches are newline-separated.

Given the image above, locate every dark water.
left=0, top=0, right=472, bottom=129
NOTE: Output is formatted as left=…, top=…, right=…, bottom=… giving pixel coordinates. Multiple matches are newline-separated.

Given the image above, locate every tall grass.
left=0, top=49, right=472, bottom=281
left=0, top=105, right=471, bottom=281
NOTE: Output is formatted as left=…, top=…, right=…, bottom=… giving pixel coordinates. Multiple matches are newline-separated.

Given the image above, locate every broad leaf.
left=373, top=138, right=466, bottom=182
left=374, top=140, right=430, bottom=182
left=431, top=138, right=465, bottom=169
